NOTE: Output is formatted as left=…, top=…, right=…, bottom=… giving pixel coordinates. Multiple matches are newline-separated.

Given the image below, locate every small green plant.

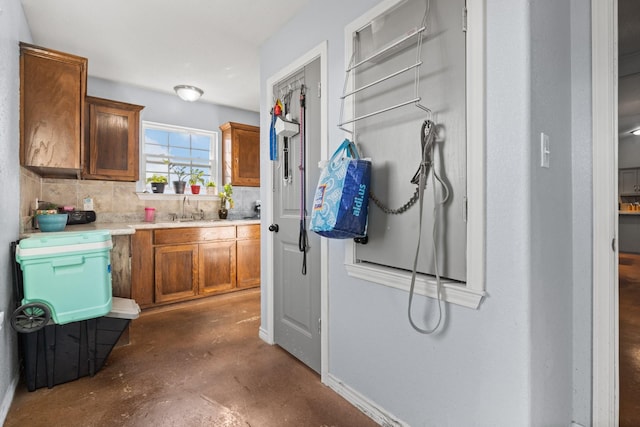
left=163, top=159, right=188, bottom=182
left=40, top=202, right=59, bottom=210
left=146, top=174, right=168, bottom=184
left=206, top=180, right=216, bottom=188
left=219, top=183, right=234, bottom=209
left=189, top=168, right=205, bottom=186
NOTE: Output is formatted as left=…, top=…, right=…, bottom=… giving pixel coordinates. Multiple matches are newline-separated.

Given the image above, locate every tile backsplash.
left=20, top=167, right=261, bottom=230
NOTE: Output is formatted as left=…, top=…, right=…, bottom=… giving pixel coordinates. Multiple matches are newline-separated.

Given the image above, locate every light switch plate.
left=541, top=132, right=550, bottom=168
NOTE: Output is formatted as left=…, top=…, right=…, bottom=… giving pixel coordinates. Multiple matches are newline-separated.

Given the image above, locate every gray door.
left=271, top=58, right=322, bottom=373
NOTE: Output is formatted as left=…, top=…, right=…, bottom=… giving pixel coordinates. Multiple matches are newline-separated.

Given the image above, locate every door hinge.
left=462, top=4, right=468, bottom=32
left=463, top=196, right=468, bottom=222
left=612, top=238, right=616, bottom=252
left=318, top=318, right=321, bottom=333
left=317, top=81, right=321, bottom=98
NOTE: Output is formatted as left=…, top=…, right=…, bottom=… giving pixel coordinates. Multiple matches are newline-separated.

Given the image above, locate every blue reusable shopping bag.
left=310, top=139, right=371, bottom=239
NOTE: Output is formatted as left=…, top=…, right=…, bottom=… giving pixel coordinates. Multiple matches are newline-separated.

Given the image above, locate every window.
left=342, top=0, right=485, bottom=309
left=141, top=121, right=219, bottom=193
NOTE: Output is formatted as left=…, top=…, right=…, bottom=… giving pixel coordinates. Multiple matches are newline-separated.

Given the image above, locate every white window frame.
left=139, top=121, right=220, bottom=194
left=342, top=0, right=486, bottom=309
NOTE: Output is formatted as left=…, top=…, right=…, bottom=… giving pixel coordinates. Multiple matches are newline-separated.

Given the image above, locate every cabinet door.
left=237, top=238, right=261, bottom=289
left=220, top=122, right=260, bottom=187
left=155, top=244, right=198, bottom=303
left=20, top=43, right=87, bottom=176
left=199, top=241, right=236, bottom=295
left=131, top=230, right=154, bottom=308
left=236, top=224, right=261, bottom=289
left=620, top=169, right=639, bottom=195
left=84, top=97, right=144, bottom=181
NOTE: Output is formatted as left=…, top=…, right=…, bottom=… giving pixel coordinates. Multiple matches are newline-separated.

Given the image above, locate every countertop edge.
left=21, top=219, right=261, bottom=238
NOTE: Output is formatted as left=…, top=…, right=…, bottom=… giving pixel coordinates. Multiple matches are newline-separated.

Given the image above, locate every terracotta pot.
left=190, top=185, right=201, bottom=194
left=218, top=208, right=228, bottom=220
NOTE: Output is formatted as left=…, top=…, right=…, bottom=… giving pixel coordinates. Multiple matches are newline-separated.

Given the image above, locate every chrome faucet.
left=182, top=196, right=189, bottom=218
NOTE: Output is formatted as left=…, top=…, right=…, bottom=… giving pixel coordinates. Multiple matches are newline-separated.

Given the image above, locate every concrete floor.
left=4, top=289, right=378, bottom=427
left=619, top=252, right=640, bottom=427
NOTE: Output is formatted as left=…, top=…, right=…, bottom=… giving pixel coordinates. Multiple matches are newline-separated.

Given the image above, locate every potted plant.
left=218, top=183, right=234, bottom=219
left=164, top=159, right=188, bottom=194
left=34, top=203, right=68, bottom=231
left=146, top=174, right=168, bottom=193
left=205, top=180, right=217, bottom=195
left=189, top=168, right=205, bottom=194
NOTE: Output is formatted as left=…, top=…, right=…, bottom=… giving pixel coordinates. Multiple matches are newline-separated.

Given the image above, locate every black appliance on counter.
left=66, top=210, right=97, bottom=225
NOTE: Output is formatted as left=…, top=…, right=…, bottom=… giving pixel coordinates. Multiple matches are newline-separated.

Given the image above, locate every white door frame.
left=592, top=0, right=618, bottom=424
left=263, top=41, right=329, bottom=381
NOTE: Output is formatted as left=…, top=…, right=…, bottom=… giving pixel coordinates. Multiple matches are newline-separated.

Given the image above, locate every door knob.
left=268, top=224, right=279, bottom=232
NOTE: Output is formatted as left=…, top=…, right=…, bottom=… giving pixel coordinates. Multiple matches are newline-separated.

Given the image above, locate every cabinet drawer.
left=154, top=226, right=236, bottom=245
left=237, top=224, right=260, bottom=240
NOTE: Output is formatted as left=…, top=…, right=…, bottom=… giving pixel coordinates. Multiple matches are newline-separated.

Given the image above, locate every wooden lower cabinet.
left=131, top=225, right=259, bottom=309
left=155, top=244, right=198, bottom=303
left=131, top=229, right=154, bottom=308
left=199, top=241, right=236, bottom=295
left=236, top=225, right=260, bottom=289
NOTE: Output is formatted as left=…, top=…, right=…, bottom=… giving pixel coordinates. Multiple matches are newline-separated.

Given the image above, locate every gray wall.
left=529, top=1, right=574, bottom=425
left=0, top=0, right=31, bottom=422
left=88, top=76, right=259, bottom=131
left=260, top=0, right=591, bottom=425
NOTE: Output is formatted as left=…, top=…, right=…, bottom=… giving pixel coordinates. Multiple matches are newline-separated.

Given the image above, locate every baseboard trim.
left=325, top=373, right=407, bottom=427
left=258, top=327, right=273, bottom=344
left=0, top=372, right=19, bottom=425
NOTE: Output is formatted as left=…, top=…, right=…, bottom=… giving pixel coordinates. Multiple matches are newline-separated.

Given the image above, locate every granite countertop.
left=21, top=218, right=261, bottom=237
left=619, top=211, right=640, bottom=215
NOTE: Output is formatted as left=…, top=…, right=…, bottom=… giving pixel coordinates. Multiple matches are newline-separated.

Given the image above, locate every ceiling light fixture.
left=174, top=85, right=204, bottom=102
left=633, top=129, right=640, bottom=136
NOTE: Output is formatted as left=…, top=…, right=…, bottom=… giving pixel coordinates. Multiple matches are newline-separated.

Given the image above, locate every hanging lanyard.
left=298, top=85, right=308, bottom=275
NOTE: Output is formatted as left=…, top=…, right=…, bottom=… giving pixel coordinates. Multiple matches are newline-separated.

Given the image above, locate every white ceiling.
left=19, top=0, right=309, bottom=112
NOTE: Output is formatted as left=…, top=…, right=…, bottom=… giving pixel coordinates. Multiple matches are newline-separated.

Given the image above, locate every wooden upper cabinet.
left=220, top=122, right=260, bottom=187
left=20, top=42, right=87, bottom=177
left=84, top=96, right=144, bottom=181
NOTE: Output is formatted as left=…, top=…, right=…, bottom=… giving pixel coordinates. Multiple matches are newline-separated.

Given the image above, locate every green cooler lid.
left=17, top=230, right=112, bottom=260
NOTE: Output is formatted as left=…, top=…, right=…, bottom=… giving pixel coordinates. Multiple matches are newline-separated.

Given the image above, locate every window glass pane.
left=169, top=147, right=192, bottom=159
left=192, top=134, right=211, bottom=150
left=146, top=129, right=168, bottom=145
left=145, top=143, right=169, bottom=157
left=141, top=122, right=217, bottom=194
left=191, top=149, right=209, bottom=161
left=147, top=163, right=167, bottom=174
left=169, top=132, right=190, bottom=148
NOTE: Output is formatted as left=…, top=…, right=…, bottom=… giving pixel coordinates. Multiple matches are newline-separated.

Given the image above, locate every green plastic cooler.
left=14, top=230, right=113, bottom=331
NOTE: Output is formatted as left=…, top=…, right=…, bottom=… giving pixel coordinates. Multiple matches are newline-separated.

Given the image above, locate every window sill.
left=344, top=260, right=486, bottom=310
left=135, top=192, right=219, bottom=201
